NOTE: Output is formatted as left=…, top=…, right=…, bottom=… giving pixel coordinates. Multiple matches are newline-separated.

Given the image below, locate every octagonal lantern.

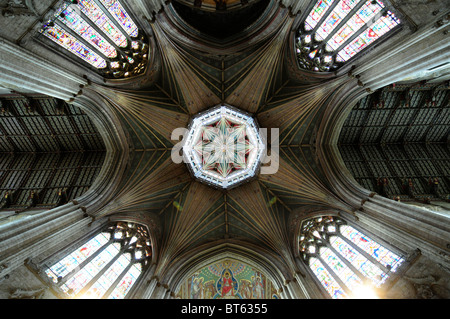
left=183, top=104, right=266, bottom=189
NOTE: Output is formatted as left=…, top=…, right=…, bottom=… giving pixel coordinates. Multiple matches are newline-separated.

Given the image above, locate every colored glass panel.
left=100, top=0, right=116, bottom=6
left=45, top=233, right=110, bottom=282
left=110, top=61, right=121, bottom=68
left=107, top=264, right=142, bottom=299
left=100, top=0, right=139, bottom=37
left=305, top=0, right=336, bottom=31
left=77, top=0, right=128, bottom=47
left=310, top=257, right=347, bottom=299
left=309, top=49, right=318, bottom=59
left=330, top=236, right=385, bottom=285
left=42, top=24, right=107, bottom=68
left=337, top=11, right=399, bottom=61
left=340, top=225, right=404, bottom=271
left=81, top=253, right=131, bottom=298
left=57, top=6, right=117, bottom=58
left=315, top=0, right=359, bottom=41
left=327, top=1, right=383, bottom=51
left=320, top=247, right=363, bottom=290
left=61, top=243, right=120, bottom=295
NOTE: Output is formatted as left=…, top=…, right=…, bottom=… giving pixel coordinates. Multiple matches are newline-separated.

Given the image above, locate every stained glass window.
left=43, top=222, right=152, bottom=299
left=99, top=0, right=139, bottom=37
left=38, top=0, right=149, bottom=78
left=299, top=216, right=405, bottom=299
left=42, top=24, right=107, bottom=69
left=296, top=0, right=401, bottom=72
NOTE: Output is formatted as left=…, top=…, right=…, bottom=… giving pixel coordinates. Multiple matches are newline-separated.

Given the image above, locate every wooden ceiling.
left=338, top=83, right=449, bottom=202
left=1, top=0, right=448, bottom=281
left=0, top=96, right=105, bottom=210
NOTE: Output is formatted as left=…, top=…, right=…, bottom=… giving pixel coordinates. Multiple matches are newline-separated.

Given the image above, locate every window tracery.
left=38, top=0, right=149, bottom=79
left=42, top=221, right=152, bottom=299
left=299, top=215, right=404, bottom=298
left=296, top=0, right=401, bottom=72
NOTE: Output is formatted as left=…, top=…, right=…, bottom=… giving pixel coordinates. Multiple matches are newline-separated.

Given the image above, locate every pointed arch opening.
left=295, top=0, right=401, bottom=72
left=36, top=221, right=153, bottom=299
left=297, top=215, right=406, bottom=299
left=37, top=0, right=149, bottom=79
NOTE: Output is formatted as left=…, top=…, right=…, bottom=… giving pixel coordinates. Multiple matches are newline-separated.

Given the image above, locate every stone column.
left=142, top=277, right=159, bottom=299
left=278, top=284, right=292, bottom=299
left=151, top=282, right=170, bottom=299
left=0, top=211, right=93, bottom=279
left=0, top=37, right=87, bottom=101
left=343, top=13, right=450, bottom=92
left=132, top=264, right=157, bottom=298
left=283, top=278, right=306, bottom=299
left=129, top=0, right=166, bottom=21
left=294, top=257, right=325, bottom=299
left=0, top=203, right=82, bottom=244
left=279, top=0, right=311, bottom=16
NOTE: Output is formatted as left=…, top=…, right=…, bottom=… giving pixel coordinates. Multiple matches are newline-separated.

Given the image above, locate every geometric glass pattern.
left=38, top=0, right=149, bottom=78
left=296, top=0, right=400, bottom=72
left=299, top=215, right=405, bottom=298
left=182, top=104, right=266, bottom=189
left=43, top=222, right=152, bottom=299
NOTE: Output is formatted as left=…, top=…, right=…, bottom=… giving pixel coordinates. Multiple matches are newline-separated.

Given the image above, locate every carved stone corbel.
left=9, top=287, right=48, bottom=299
left=1, top=0, right=38, bottom=18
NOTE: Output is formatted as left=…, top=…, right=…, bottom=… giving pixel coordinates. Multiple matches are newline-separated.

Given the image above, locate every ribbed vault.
left=83, top=1, right=362, bottom=285
left=1, top=0, right=448, bottom=300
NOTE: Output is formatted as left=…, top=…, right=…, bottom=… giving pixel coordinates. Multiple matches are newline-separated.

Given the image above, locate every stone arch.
left=108, top=211, right=162, bottom=266
left=160, top=240, right=293, bottom=298
left=59, top=88, right=131, bottom=216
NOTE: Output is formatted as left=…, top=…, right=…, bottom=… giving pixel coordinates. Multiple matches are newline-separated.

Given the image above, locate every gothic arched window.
left=42, top=221, right=152, bottom=299
left=298, top=215, right=405, bottom=299
left=296, top=0, right=401, bottom=72
left=38, top=0, right=149, bottom=79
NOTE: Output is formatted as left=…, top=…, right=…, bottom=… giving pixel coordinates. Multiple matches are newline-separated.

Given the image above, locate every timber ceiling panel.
left=6, top=2, right=446, bottom=281
left=0, top=0, right=57, bottom=43
left=0, top=96, right=106, bottom=210
left=338, top=83, right=449, bottom=202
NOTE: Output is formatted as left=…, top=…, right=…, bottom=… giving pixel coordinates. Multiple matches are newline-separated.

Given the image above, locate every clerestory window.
left=38, top=0, right=149, bottom=79
left=296, top=0, right=401, bottom=72
left=299, top=215, right=405, bottom=298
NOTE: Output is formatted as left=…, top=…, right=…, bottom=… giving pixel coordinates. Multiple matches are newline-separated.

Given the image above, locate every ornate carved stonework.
left=10, top=287, right=47, bottom=299
left=0, top=0, right=38, bottom=18
left=404, top=275, right=450, bottom=299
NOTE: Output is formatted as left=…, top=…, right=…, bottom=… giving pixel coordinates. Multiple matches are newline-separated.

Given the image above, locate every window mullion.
left=316, top=254, right=353, bottom=296
left=332, top=8, right=387, bottom=58
left=91, top=0, right=133, bottom=45
left=56, top=235, right=111, bottom=286
left=101, top=261, right=134, bottom=299
left=327, top=236, right=367, bottom=282
left=320, top=0, right=367, bottom=47
left=76, top=8, right=129, bottom=62
left=310, top=0, right=341, bottom=35
left=73, top=242, right=123, bottom=298
left=54, top=19, right=110, bottom=63
left=339, top=232, right=391, bottom=274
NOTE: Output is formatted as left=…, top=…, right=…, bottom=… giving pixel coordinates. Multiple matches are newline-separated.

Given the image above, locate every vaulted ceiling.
left=86, top=0, right=364, bottom=277
left=338, top=83, right=449, bottom=201
left=0, top=95, right=106, bottom=210
left=0, top=0, right=448, bottom=281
